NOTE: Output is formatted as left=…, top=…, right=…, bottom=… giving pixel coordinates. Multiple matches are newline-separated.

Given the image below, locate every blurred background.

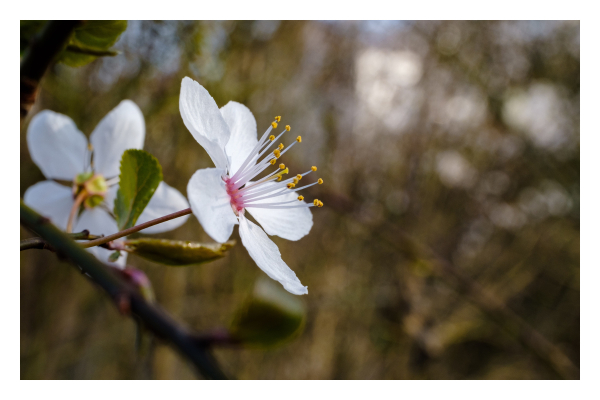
left=20, top=20, right=580, bottom=379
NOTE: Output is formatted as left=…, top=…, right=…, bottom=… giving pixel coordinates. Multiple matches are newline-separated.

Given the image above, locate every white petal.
left=221, top=101, right=258, bottom=176
left=23, top=180, right=74, bottom=230
left=74, top=208, right=126, bottom=269
left=246, top=183, right=313, bottom=241
left=90, top=100, right=145, bottom=178
left=180, top=77, right=230, bottom=170
left=74, top=207, right=119, bottom=237
left=187, top=168, right=238, bottom=243
left=104, top=184, right=119, bottom=212
left=136, top=182, right=190, bottom=234
left=238, top=214, right=307, bottom=295
left=27, top=111, right=88, bottom=180
left=87, top=246, right=127, bottom=269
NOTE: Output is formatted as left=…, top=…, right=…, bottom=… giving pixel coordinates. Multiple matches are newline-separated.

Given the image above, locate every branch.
left=81, top=208, right=192, bottom=249
left=20, top=201, right=227, bottom=379
left=20, top=20, right=81, bottom=120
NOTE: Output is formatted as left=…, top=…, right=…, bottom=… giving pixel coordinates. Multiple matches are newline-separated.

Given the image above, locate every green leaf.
left=229, top=278, right=306, bottom=348
left=59, top=20, right=127, bottom=67
left=108, top=250, right=121, bottom=263
left=114, top=149, right=163, bottom=230
left=124, top=239, right=235, bottom=266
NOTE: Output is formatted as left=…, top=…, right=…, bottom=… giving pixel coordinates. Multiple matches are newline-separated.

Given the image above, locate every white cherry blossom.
left=24, top=100, right=189, bottom=268
left=180, top=77, right=323, bottom=295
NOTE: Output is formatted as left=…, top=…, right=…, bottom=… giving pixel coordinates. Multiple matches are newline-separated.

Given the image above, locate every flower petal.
left=221, top=101, right=258, bottom=176
left=187, top=168, right=238, bottom=243
left=245, top=183, right=313, bottom=241
left=90, top=100, right=145, bottom=178
left=74, top=207, right=119, bottom=237
left=136, top=182, right=190, bottom=234
left=238, top=214, right=308, bottom=295
left=27, top=110, right=88, bottom=180
left=23, top=180, right=74, bottom=230
left=180, top=77, right=230, bottom=170
left=74, top=208, right=126, bottom=269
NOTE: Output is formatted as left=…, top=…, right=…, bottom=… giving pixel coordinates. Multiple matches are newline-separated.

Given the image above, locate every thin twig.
left=20, top=201, right=227, bottom=379
left=20, top=237, right=55, bottom=251
left=21, top=230, right=102, bottom=252
left=82, top=208, right=192, bottom=249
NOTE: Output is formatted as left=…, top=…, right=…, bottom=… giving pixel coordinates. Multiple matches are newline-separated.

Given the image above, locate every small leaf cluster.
left=20, top=20, right=127, bottom=67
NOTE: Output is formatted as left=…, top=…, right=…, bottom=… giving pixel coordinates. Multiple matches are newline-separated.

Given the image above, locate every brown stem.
left=66, top=189, right=87, bottom=233
left=82, top=208, right=192, bottom=249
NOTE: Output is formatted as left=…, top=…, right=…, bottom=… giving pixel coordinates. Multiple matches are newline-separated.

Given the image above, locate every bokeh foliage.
left=20, top=21, right=579, bottom=379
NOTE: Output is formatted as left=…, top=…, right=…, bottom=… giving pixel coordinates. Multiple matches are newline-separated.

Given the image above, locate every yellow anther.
left=296, top=174, right=302, bottom=180
left=271, top=122, right=278, bottom=129
left=278, top=143, right=284, bottom=150
left=287, top=183, right=296, bottom=189
left=269, top=135, right=275, bottom=141
left=279, top=163, right=286, bottom=170
left=293, top=178, right=299, bottom=184
left=273, top=149, right=281, bottom=158
left=298, top=195, right=304, bottom=201
left=275, top=167, right=289, bottom=180
left=318, top=201, right=324, bottom=207
left=285, top=125, right=291, bottom=131
left=275, top=116, right=281, bottom=122
left=318, top=178, right=323, bottom=184
left=270, top=159, right=277, bottom=165
left=313, top=199, right=320, bottom=206
left=296, top=136, right=302, bottom=142
left=311, top=166, right=317, bottom=172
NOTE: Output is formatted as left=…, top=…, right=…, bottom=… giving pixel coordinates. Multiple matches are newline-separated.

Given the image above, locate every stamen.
left=279, top=163, right=286, bottom=169
left=296, top=136, right=302, bottom=142
left=311, top=166, right=317, bottom=171
left=286, top=125, right=291, bottom=131
left=296, top=174, right=302, bottom=180
left=298, top=195, right=304, bottom=201
left=269, top=135, right=275, bottom=141
left=273, top=149, right=281, bottom=158
left=318, top=178, right=323, bottom=184
left=287, top=183, right=295, bottom=189
left=278, top=143, right=284, bottom=150
left=229, top=124, right=274, bottom=180
left=275, top=116, right=281, bottom=122
left=271, top=122, right=278, bottom=129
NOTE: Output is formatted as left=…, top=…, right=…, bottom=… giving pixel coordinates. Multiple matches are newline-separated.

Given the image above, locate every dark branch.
left=20, top=201, right=227, bottom=379
left=20, top=21, right=81, bottom=120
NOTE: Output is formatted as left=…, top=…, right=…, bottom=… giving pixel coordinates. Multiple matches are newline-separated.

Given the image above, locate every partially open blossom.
left=180, top=77, right=323, bottom=295
left=24, top=100, right=189, bottom=267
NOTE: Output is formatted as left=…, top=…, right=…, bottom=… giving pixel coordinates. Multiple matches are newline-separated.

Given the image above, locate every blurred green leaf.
left=125, top=239, right=235, bottom=266
left=114, top=149, right=163, bottom=230
left=59, top=20, right=127, bottom=67
left=108, top=250, right=121, bottom=263
left=229, top=278, right=306, bottom=348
